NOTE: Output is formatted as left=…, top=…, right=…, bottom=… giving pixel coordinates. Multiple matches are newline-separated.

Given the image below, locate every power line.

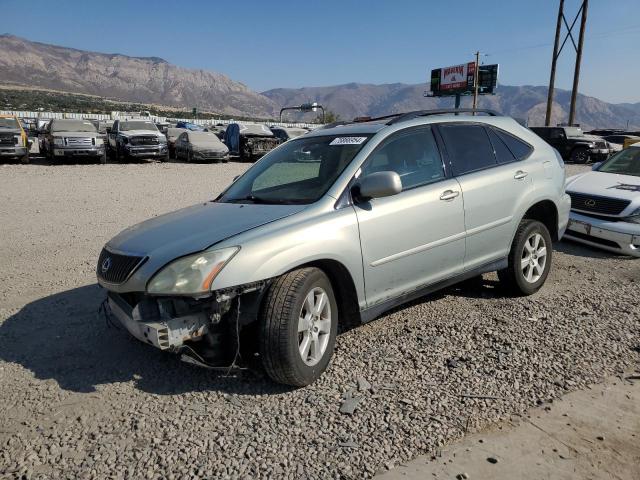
left=489, top=23, right=640, bottom=55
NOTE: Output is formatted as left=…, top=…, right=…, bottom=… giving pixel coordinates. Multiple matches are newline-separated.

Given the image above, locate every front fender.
left=210, top=205, right=366, bottom=309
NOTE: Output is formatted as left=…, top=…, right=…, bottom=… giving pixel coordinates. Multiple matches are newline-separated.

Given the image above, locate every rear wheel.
left=260, top=267, right=338, bottom=386
left=498, top=219, right=553, bottom=296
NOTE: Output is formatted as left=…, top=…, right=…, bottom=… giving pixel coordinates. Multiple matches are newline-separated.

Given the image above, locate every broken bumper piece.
left=108, top=292, right=210, bottom=351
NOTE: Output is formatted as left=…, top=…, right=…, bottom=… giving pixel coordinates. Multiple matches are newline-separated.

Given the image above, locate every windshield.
left=189, top=132, right=221, bottom=144
left=218, top=134, right=372, bottom=204
left=597, top=148, right=640, bottom=177
left=564, top=127, right=583, bottom=137
left=120, top=121, right=158, bottom=132
left=0, top=117, right=20, bottom=129
left=51, top=120, right=97, bottom=133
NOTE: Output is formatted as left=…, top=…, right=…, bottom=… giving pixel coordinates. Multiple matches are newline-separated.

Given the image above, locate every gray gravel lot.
left=0, top=159, right=638, bottom=479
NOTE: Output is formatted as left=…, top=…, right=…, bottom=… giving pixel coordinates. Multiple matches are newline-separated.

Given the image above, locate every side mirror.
left=232, top=175, right=240, bottom=182
left=355, top=171, right=402, bottom=201
left=591, top=162, right=602, bottom=171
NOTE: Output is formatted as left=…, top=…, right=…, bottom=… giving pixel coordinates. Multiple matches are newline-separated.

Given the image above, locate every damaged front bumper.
left=108, top=292, right=209, bottom=350
left=105, top=281, right=269, bottom=365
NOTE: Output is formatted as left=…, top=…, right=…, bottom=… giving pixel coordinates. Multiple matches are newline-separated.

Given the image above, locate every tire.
left=115, top=145, right=121, bottom=163
left=20, top=153, right=29, bottom=165
left=99, top=151, right=107, bottom=164
left=187, top=151, right=192, bottom=163
left=161, top=151, right=169, bottom=162
left=259, top=267, right=338, bottom=387
left=498, top=219, right=553, bottom=296
left=570, top=147, right=588, bottom=164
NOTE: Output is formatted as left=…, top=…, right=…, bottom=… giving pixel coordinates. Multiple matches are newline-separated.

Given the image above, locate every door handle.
left=514, top=170, right=528, bottom=180
left=439, top=190, right=460, bottom=201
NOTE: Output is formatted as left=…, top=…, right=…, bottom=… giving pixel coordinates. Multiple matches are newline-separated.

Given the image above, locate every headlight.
left=95, top=138, right=104, bottom=146
left=159, top=136, right=167, bottom=144
left=628, top=207, right=640, bottom=224
left=53, top=138, right=64, bottom=146
left=121, top=137, right=128, bottom=144
left=14, top=135, right=22, bottom=146
left=147, top=247, right=239, bottom=295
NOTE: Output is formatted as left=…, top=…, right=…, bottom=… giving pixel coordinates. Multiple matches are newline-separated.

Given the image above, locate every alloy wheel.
left=297, top=287, right=331, bottom=366
left=521, top=232, right=547, bottom=283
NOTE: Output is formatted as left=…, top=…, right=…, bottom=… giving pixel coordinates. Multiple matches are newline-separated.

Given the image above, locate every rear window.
left=486, top=128, right=516, bottom=164
left=440, top=124, right=496, bottom=176
left=494, top=128, right=532, bottom=160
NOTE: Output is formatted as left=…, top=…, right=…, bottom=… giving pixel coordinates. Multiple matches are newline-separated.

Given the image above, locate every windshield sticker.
left=330, top=137, right=367, bottom=146
left=607, top=182, right=640, bottom=192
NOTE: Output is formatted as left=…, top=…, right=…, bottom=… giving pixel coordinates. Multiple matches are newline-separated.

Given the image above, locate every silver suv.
left=98, top=109, right=571, bottom=386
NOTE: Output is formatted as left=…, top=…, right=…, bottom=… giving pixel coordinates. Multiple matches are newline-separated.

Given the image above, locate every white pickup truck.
left=108, top=119, right=168, bottom=162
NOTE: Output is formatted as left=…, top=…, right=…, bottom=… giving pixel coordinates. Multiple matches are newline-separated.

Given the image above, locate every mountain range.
left=1, top=34, right=639, bottom=129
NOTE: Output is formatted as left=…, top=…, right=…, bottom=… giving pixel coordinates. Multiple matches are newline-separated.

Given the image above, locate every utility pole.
left=472, top=50, right=480, bottom=111
left=545, top=0, right=589, bottom=127
left=568, top=0, right=588, bottom=126
left=545, top=0, right=564, bottom=126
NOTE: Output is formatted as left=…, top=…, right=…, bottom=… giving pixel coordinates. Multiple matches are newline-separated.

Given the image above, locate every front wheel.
left=259, top=267, right=338, bottom=386
left=498, top=219, right=553, bottom=296
left=570, top=147, right=588, bottom=164
left=20, top=153, right=29, bottom=164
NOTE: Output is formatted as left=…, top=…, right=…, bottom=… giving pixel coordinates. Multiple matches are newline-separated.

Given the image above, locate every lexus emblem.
left=101, top=257, right=112, bottom=273
left=585, top=199, right=596, bottom=207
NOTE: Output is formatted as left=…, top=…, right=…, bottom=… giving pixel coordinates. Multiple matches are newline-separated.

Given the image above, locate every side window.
left=550, top=128, right=564, bottom=140
left=494, top=129, right=533, bottom=160
left=440, top=124, right=497, bottom=176
left=486, top=127, right=516, bottom=164
left=360, top=127, right=445, bottom=190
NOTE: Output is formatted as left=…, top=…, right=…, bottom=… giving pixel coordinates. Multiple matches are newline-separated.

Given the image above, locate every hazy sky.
left=2, top=0, right=639, bottom=103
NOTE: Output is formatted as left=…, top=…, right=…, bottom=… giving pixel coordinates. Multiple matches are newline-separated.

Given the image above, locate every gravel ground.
left=0, top=159, right=638, bottom=479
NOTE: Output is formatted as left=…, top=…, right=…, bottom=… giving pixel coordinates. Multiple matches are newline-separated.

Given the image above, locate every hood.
left=52, top=131, right=98, bottom=138
left=192, top=141, right=228, bottom=151
left=120, top=130, right=163, bottom=137
left=566, top=133, right=603, bottom=142
left=107, top=201, right=306, bottom=259
left=566, top=170, right=640, bottom=202
left=0, top=128, right=22, bottom=135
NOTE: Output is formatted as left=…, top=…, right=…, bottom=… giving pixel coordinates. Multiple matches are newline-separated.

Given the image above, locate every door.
left=438, top=123, right=534, bottom=270
left=354, top=126, right=466, bottom=307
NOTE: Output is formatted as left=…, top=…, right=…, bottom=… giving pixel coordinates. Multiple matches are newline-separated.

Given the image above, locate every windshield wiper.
left=225, top=195, right=306, bottom=205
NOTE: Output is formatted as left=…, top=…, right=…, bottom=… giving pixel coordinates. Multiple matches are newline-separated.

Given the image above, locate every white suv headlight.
left=628, top=207, right=640, bottom=224
left=95, top=138, right=104, bottom=146
left=147, top=247, right=239, bottom=295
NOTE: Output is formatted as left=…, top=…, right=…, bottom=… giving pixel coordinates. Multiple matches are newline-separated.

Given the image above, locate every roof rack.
left=386, top=108, right=501, bottom=125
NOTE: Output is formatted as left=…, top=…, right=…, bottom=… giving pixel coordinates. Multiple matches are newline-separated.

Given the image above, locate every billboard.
left=429, top=63, right=499, bottom=97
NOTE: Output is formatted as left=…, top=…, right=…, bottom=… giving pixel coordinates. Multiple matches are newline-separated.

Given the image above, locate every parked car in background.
left=530, top=126, right=612, bottom=163
left=223, top=123, right=280, bottom=161
left=155, top=122, right=170, bottom=135
left=0, top=114, right=30, bottom=164
left=270, top=126, right=309, bottom=142
left=176, top=121, right=205, bottom=131
left=564, top=143, right=640, bottom=257
left=209, top=124, right=227, bottom=140
left=97, top=109, right=569, bottom=386
left=601, top=134, right=640, bottom=152
left=166, top=127, right=187, bottom=158
left=108, top=119, right=168, bottom=162
left=42, top=118, right=106, bottom=164
left=174, top=130, right=229, bottom=162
